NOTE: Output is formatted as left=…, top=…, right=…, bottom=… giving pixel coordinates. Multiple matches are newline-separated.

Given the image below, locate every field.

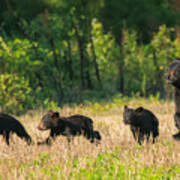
left=0, top=97, right=180, bottom=180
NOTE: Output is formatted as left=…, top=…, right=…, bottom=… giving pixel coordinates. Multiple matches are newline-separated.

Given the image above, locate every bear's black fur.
left=37, top=111, right=101, bottom=145
left=0, top=113, right=32, bottom=145
left=165, top=59, right=180, bottom=140
left=123, top=106, right=159, bottom=145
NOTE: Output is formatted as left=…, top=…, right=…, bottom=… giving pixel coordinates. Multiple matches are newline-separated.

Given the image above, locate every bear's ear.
left=52, top=112, right=59, bottom=118
left=124, top=105, right=128, bottom=110
left=48, top=110, right=54, bottom=116
left=135, top=107, right=144, bottom=114
left=51, top=112, right=59, bottom=127
left=175, top=57, right=180, bottom=61
left=48, top=110, right=53, bottom=113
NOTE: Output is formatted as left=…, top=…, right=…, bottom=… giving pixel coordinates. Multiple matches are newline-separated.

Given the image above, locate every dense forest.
left=0, top=0, right=180, bottom=114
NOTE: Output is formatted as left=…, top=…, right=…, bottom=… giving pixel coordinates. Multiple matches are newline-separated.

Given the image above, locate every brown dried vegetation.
left=0, top=100, right=179, bottom=179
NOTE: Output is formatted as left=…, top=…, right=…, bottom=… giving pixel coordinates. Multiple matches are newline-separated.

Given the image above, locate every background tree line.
left=0, top=0, right=180, bottom=114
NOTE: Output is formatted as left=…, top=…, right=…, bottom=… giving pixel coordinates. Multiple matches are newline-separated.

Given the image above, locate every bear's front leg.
left=173, top=112, right=180, bottom=140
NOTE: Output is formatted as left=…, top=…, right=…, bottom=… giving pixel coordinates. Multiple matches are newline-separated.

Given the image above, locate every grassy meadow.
left=0, top=96, right=180, bottom=180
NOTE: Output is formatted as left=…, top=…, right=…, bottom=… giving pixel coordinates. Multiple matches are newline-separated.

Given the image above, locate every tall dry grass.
left=0, top=99, right=179, bottom=179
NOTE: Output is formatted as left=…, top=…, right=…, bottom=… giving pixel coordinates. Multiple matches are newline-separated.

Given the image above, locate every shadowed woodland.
left=0, top=0, right=180, bottom=114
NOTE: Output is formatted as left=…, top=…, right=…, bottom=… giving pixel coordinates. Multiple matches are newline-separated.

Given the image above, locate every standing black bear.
left=0, top=113, right=32, bottom=145
left=123, top=106, right=159, bottom=145
left=37, top=111, right=101, bottom=145
left=165, top=58, right=180, bottom=140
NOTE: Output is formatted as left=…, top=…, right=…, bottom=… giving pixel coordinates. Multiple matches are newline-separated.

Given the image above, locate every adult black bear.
left=0, top=113, right=32, bottom=145
left=165, top=58, right=180, bottom=140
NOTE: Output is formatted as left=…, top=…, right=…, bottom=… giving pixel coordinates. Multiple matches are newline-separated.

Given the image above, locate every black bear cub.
left=123, top=106, right=159, bottom=145
left=0, top=113, right=32, bottom=145
left=37, top=111, right=101, bottom=145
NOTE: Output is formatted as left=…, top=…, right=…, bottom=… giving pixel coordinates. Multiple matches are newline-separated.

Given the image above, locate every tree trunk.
left=48, top=36, right=64, bottom=104
left=23, top=30, right=44, bottom=89
left=74, top=24, right=85, bottom=89
left=74, top=24, right=93, bottom=89
left=84, top=52, right=93, bottom=89
left=43, top=9, right=64, bottom=104
left=5, top=0, right=13, bottom=12
left=90, top=32, right=102, bottom=89
left=31, top=37, right=44, bottom=89
left=117, top=29, right=125, bottom=94
left=152, top=50, right=164, bottom=95
left=67, top=40, right=73, bottom=89
left=172, top=0, right=180, bottom=46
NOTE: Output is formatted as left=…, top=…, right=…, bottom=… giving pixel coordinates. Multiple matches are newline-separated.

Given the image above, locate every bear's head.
left=37, top=110, right=60, bottom=130
left=165, top=59, right=180, bottom=88
left=123, top=105, right=144, bottom=125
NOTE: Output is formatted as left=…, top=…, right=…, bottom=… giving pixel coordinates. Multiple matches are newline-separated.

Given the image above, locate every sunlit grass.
left=0, top=97, right=179, bottom=179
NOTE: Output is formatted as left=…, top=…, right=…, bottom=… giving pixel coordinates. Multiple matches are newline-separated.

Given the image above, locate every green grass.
left=2, top=146, right=180, bottom=180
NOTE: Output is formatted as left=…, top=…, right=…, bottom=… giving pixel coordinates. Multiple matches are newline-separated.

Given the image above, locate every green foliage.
left=0, top=1, right=179, bottom=114
left=14, top=147, right=180, bottom=179
left=64, top=149, right=180, bottom=179
left=123, top=25, right=177, bottom=95
left=0, top=74, right=32, bottom=114
left=0, top=23, right=178, bottom=114
left=87, top=19, right=118, bottom=87
left=100, top=0, right=179, bottom=43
